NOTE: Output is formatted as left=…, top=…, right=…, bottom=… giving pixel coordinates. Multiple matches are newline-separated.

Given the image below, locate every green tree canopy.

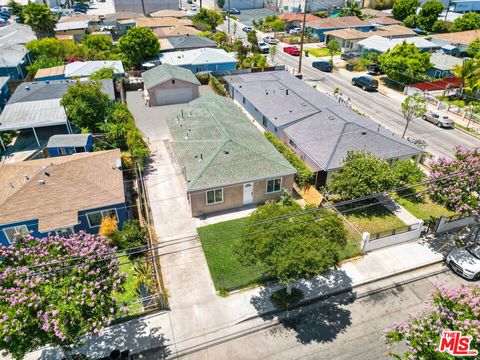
left=329, top=151, right=398, bottom=199
left=339, top=0, right=362, bottom=17
left=326, top=39, right=341, bottom=63
left=378, top=41, right=432, bottom=85
left=393, top=159, right=426, bottom=186
left=8, top=0, right=24, bottom=22
left=217, top=0, right=225, bottom=9
left=118, top=27, right=160, bottom=68
left=22, top=3, right=57, bottom=37
left=82, top=34, right=113, bottom=52
left=191, top=8, right=224, bottom=31
left=392, top=0, right=420, bottom=21
left=401, top=93, right=427, bottom=138
left=416, top=0, right=444, bottom=31
left=451, top=12, right=480, bottom=32
left=271, top=18, right=286, bottom=32
left=60, top=81, right=110, bottom=131
left=236, top=200, right=347, bottom=293
left=431, top=19, right=452, bottom=33
left=402, top=13, right=417, bottom=28
left=89, top=67, right=116, bottom=80
left=467, top=39, right=480, bottom=58
left=26, top=38, right=75, bottom=60
left=247, top=29, right=259, bottom=47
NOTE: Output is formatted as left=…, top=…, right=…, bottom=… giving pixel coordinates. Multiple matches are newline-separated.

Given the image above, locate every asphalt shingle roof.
left=160, top=48, right=237, bottom=66
left=166, top=94, right=296, bottom=191
left=225, top=71, right=423, bottom=172
left=167, top=35, right=217, bottom=50
left=142, top=64, right=200, bottom=89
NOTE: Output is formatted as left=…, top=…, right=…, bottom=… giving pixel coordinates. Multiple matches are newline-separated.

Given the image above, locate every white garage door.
left=155, top=88, right=194, bottom=106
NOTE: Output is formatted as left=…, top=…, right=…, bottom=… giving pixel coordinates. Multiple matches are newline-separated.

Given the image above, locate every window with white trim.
left=206, top=188, right=223, bottom=205
left=3, top=225, right=28, bottom=243
left=56, top=227, right=74, bottom=238
left=86, top=208, right=119, bottom=227
left=266, top=178, right=282, bottom=194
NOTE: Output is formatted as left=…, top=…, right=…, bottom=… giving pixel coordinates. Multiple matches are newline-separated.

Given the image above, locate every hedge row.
left=264, top=131, right=315, bottom=187
left=209, top=75, right=228, bottom=96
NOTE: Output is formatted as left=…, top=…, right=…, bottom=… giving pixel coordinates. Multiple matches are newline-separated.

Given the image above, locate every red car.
left=283, top=45, right=300, bottom=56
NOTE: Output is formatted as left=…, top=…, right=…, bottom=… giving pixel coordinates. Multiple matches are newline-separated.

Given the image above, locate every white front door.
left=243, top=182, right=254, bottom=205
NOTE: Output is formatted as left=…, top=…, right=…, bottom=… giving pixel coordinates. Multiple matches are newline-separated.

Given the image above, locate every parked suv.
left=341, top=51, right=360, bottom=61
left=227, top=8, right=240, bottom=14
left=446, top=242, right=480, bottom=280
left=352, top=76, right=378, bottom=91
left=422, top=111, right=455, bottom=128
left=312, top=61, right=332, bottom=72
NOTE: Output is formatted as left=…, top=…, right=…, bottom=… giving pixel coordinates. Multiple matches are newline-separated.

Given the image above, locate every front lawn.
left=306, top=48, right=340, bottom=57
left=340, top=201, right=405, bottom=235
left=391, top=191, right=457, bottom=221
left=115, top=252, right=142, bottom=316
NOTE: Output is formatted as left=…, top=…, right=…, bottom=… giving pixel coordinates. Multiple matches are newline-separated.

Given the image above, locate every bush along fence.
left=264, top=131, right=315, bottom=187
left=208, top=73, right=228, bottom=96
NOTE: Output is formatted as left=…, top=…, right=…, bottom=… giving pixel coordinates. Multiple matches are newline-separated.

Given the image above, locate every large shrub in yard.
left=112, top=219, right=148, bottom=259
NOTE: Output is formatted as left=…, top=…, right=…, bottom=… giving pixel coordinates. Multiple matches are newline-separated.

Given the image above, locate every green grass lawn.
left=391, top=191, right=457, bottom=221
left=305, top=48, right=340, bottom=57
left=341, top=201, right=405, bottom=236
left=115, top=252, right=141, bottom=314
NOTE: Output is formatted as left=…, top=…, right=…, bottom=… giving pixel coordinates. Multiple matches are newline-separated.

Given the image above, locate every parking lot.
left=237, top=8, right=279, bottom=26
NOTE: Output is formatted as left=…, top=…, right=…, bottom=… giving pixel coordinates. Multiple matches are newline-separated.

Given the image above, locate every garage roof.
left=142, top=64, right=200, bottom=90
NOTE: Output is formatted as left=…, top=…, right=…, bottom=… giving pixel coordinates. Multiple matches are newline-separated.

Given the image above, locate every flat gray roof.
left=47, top=134, right=91, bottom=148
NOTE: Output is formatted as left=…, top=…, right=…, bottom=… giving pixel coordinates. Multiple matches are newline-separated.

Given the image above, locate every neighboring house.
left=356, top=35, right=439, bottom=53
left=34, top=61, right=125, bottom=81
left=142, top=63, right=200, bottom=106
left=427, top=53, right=463, bottom=79
left=429, top=30, right=480, bottom=54
left=46, top=133, right=94, bottom=157
left=159, top=48, right=237, bottom=73
left=159, top=35, right=217, bottom=52
left=278, top=12, right=322, bottom=27
left=369, top=16, right=402, bottom=26
left=149, top=9, right=188, bottom=18
left=0, top=76, right=10, bottom=111
left=135, top=17, right=194, bottom=29
left=325, top=25, right=415, bottom=51
left=224, top=71, right=423, bottom=186
left=165, top=94, right=296, bottom=217
left=0, top=24, right=36, bottom=80
left=0, top=80, right=115, bottom=149
left=153, top=25, right=201, bottom=39
left=405, top=77, right=462, bottom=95
left=0, top=149, right=127, bottom=246
left=54, top=20, right=90, bottom=36
left=306, top=16, right=372, bottom=42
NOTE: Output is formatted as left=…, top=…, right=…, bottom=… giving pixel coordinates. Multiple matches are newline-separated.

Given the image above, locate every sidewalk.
left=377, top=194, right=420, bottom=226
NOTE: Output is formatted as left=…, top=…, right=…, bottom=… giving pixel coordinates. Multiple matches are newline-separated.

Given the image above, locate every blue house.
left=159, top=48, right=237, bottom=74
left=0, top=24, right=36, bottom=80
left=426, top=53, right=464, bottom=79
left=306, top=16, right=372, bottom=42
left=0, top=77, right=10, bottom=111
left=0, top=150, right=127, bottom=246
left=46, top=133, right=94, bottom=157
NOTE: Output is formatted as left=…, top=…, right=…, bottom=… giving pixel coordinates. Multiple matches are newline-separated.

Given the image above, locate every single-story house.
left=0, top=79, right=115, bottom=149
left=34, top=61, right=125, bottom=81
left=159, top=35, right=217, bottom=52
left=0, top=149, right=127, bottom=246
left=54, top=20, right=90, bottom=36
left=149, top=9, right=188, bottom=18
left=142, top=63, right=200, bottom=106
left=0, top=76, right=10, bottom=111
left=57, top=14, right=99, bottom=24
left=451, top=0, right=480, bottom=12
left=278, top=12, right=322, bottom=27
left=429, top=30, right=480, bottom=54
left=306, top=16, right=372, bottom=42
left=356, top=35, right=439, bottom=53
left=153, top=25, right=201, bottom=39
left=369, top=16, right=402, bottom=26
left=0, top=24, right=36, bottom=80
left=165, top=94, right=296, bottom=217
left=325, top=25, right=415, bottom=51
left=159, top=48, right=237, bottom=74
left=427, top=53, right=463, bottom=79
left=224, top=71, right=423, bottom=186
left=135, top=17, right=194, bottom=29
left=46, top=133, right=94, bottom=157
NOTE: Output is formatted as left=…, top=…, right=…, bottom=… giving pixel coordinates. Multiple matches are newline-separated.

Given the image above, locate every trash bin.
left=346, top=63, right=354, bottom=71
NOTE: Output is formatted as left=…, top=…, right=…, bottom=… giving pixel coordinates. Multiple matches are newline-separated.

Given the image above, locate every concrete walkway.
left=194, top=204, right=257, bottom=227
left=377, top=194, right=420, bottom=226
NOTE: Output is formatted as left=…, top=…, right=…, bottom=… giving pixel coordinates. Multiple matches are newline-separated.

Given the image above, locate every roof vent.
left=286, top=89, right=289, bottom=95
left=38, top=179, right=45, bottom=185
left=328, top=116, right=335, bottom=120
left=24, top=175, right=29, bottom=183
left=361, top=131, right=367, bottom=135
left=224, top=150, right=229, bottom=155
left=9, top=182, right=14, bottom=188
left=25, top=85, right=30, bottom=91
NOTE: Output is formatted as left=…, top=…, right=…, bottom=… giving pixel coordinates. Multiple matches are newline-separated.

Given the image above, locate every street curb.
left=454, top=125, right=480, bottom=140
left=235, top=258, right=445, bottom=324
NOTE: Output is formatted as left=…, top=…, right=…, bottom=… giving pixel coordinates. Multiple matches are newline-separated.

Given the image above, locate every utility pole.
left=297, top=0, right=308, bottom=76
left=227, top=0, right=231, bottom=36
left=444, top=0, right=451, bottom=21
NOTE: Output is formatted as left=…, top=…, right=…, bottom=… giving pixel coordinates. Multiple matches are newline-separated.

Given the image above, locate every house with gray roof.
left=224, top=71, right=423, bottom=186
left=166, top=94, right=296, bottom=216
left=159, top=48, right=237, bottom=74
left=142, top=64, right=200, bottom=106
left=426, top=53, right=463, bottom=79
left=0, top=24, right=36, bottom=80
left=161, top=35, right=217, bottom=52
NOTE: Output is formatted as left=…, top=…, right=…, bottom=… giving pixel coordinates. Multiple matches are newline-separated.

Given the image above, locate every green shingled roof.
left=166, top=94, right=296, bottom=191
left=141, top=64, right=200, bottom=90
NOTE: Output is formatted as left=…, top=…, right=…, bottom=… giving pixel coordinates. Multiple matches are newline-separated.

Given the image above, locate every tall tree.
left=60, top=81, right=110, bottom=131
left=451, top=12, right=480, bottom=32
left=236, top=200, right=347, bottom=295
left=82, top=34, right=113, bottom=52
left=269, top=45, right=277, bottom=63
left=217, top=0, right=225, bottom=9
left=26, top=38, right=75, bottom=60
left=8, top=0, right=24, bottom=23
left=401, top=93, right=427, bottom=138
left=467, top=39, right=480, bottom=58
left=118, top=27, right=159, bottom=69
left=326, top=39, right=341, bottom=63
left=378, top=41, right=432, bottom=85
left=22, top=3, right=57, bottom=37
left=328, top=151, right=398, bottom=199
left=191, top=8, right=223, bottom=31
left=0, top=233, right=127, bottom=360
left=385, top=284, right=480, bottom=358
left=392, top=0, right=420, bottom=21
left=416, top=0, right=444, bottom=31
left=429, top=146, right=480, bottom=216
left=339, top=0, right=362, bottom=17
left=451, top=58, right=480, bottom=98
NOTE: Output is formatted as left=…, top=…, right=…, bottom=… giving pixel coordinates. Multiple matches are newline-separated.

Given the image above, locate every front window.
left=289, top=139, right=297, bottom=148
left=86, top=208, right=119, bottom=227
left=56, top=227, right=74, bottom=238
left=59, top=148, right=67, bottom=155
left=266, top=178, right=282, bottom=194
left=206, top=188, right=223, bottom=205
left=3, top=225, right=28, bottom=243
left=263, top=116, right=268, bottom=127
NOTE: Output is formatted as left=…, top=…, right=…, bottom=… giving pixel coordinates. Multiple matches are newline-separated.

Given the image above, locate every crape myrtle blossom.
left=0, top=232, right=127, bottom=360
left=385, top=284, right=480, bottom=359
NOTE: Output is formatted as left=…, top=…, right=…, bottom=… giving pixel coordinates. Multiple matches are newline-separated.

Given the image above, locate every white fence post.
left=361, top=232, right=370, bottom=252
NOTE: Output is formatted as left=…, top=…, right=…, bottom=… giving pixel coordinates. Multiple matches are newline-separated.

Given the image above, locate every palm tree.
left=452, top=58, right=480, bottom=100
left=339, top=1, right=363, bottom=17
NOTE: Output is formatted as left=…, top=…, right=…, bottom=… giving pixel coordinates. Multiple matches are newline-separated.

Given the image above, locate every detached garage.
left=142, top=64, right=200, bottom=107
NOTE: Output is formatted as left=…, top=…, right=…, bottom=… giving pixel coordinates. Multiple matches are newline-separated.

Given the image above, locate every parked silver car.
left=422, top=111, right=455, bottom=128
left=446, top=242, right=480, bottom=280
left=263, top=36, right=278, bottom=44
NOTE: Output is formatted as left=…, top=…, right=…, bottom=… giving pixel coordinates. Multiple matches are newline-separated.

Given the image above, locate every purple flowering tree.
left=385, top=284, right=480, bottom=358
left=0, top=233, right=127, bottom=360
left=429, top=146, right=480, bottom=216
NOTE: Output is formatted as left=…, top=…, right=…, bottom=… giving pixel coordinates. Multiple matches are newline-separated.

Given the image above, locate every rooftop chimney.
left=24, top=175, right=29, bottom=183
left=286, top=89, right=289, bottom=95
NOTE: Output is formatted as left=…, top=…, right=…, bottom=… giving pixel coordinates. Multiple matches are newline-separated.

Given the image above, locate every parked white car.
left=258, top=41, right=270, bottom=54
left=446, top=242, right=480, bottom=280
left=289, top=27, right=301, bottom=34
left=263, top=35, right=278, bottom=44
